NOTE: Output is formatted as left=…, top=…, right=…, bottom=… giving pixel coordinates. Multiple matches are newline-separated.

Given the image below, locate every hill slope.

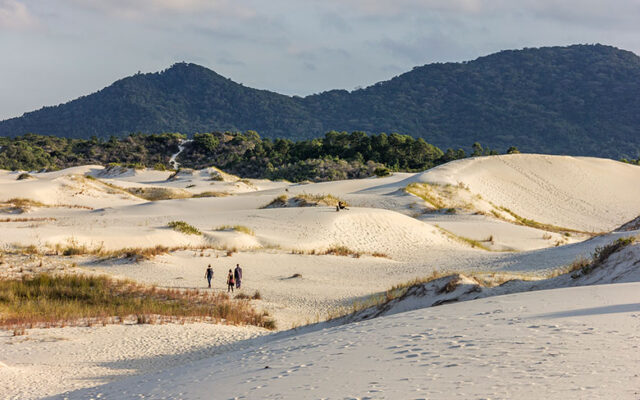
left=2, top=44, right=640, bottom=157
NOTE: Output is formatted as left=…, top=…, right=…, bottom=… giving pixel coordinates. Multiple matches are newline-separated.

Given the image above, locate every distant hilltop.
left=1, top=44, right=640, bottom=158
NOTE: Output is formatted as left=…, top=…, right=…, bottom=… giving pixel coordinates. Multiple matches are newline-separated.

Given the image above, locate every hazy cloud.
left=0, top=0, right=37, bottom=30
left=62, top=0, right=257, bottom=20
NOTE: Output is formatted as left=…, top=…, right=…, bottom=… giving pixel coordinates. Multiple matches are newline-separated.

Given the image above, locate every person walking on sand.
left=205, top=264, right=214, bottom=288
left=227, top=269, right=235, bottom=293
left=234, top=264, right=243, bottom=289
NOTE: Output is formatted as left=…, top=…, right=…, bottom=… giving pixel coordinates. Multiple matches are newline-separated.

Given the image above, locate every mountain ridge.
left=2, top=44, right=640, bottom=158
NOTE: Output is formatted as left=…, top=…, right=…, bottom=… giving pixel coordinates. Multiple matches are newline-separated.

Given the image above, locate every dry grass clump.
left=192, top=191, right=230, bottom=198
left=435, top=225, right=492, bottom=251
left=498, top=206, right=584, bottom=235
left=17, top=244, right=40, bottom=255
left=209, top=171, right=224, bottom=181
left=290, top=246, right=386, bottom=259
left=405, top=183, right=447, bottom=209
left=126, top=187, right=192, bottom=201
left=214, top=225, right=255, bottom=235
left=236, top=178, right=255, bottom=188
left=102, top=246, right=172, bottom=262
left=0, top=273, right=276, bottom=330
left=0, top=198, right=92, bottom=213
left=1, top=198, right=45, bottom=213
left=295, top=193, right=344, bottom=207
left=168, top=220, right=202, bottom=235
left=262, top=193, right=345, bottom=208
left=570, top=236, right=636, bottom=277
left=261, top=194, right=289, bottom=208
left=51, top=241, right=174, bottom=261
left=547, top=236, right=637, bottom=278
left=0, top=217, right=56, bottom=223
left=235, top=291, right=262, bottom=300
left=323, top=245, right=361, bottom=257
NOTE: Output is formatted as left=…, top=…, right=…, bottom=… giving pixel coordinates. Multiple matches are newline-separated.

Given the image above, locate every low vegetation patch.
left=405, top=183, right=447, bottom=210
left=235, top=291, right=262, bottom=300
left=214, top=225, right=254, bottom=235
left=323, top=245, right=361, bottom=257
left=1, top=198, right=45, bottom=213
left=0, top=273, right=275, bottom=330
left=0, top=198, right=92, bottom=213
left=126, top=187, right=192, bottom=201
left=435, top=225, right=492, bottom=251
left=261, top=193, right=346, bottom=208
left=295, top=193, right=344, bottom=207
left=168, top=220, right=201, bottom=235
left=567, top=237, right=637, bottom=278
left=261, top=194, right=288, bottom=208
left=192, top=191, right=230, bottom=198
left=498, top=206, right=584, bottom=235
left=16, top=173, right=32, bottom=180
left=52, top=241, right=175, bottom=261
left=0, top=217, right=56, bottom=223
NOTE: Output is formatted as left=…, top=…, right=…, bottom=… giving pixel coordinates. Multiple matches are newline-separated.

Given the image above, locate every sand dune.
left=413, top=154, right=640, bottom=232
left=1, top=154, right=640, bottom=399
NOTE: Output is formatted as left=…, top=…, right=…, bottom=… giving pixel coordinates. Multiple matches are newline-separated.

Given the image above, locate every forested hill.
left=1, top=44, right=640, bottom=158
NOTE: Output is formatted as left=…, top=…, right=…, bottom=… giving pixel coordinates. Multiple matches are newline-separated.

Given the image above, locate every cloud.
left=0, top=0, right=38, bottom=30
left=63, top=0, right=256, bottom=20
left=325, top=0, right=640, bottom=29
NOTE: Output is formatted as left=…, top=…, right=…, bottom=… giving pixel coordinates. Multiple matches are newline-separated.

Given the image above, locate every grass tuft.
left=214, top=225, right=254, bottom=235
left=405, top=183, right=446, bottom=209
left=168, top=221, right=201, bottom=235
left=323, top=245, right=361, bottom=257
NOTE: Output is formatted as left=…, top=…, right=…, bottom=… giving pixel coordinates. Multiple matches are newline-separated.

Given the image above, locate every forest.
left=0, top=132, right=513, bottom=182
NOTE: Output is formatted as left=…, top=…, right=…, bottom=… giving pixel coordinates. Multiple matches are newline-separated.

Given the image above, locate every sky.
left=1, top=0, right=640, bottom=120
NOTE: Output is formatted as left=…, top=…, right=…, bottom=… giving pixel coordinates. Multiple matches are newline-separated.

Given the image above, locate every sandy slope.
left=54, top=283, right=640, bottom=400
left=414, top=154, right=640, bottom=232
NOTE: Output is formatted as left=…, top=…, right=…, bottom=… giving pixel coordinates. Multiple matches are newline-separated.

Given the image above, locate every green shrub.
left=374, top=166, right=391, bottom=177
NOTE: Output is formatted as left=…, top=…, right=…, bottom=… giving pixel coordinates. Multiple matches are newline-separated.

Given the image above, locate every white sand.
left=0, top=323, right=266, bottom=400
left=415, top=154, right=640, bottom=232
left=1, top=154, right=640, bottom=399
left=52, top=282, right=640, bottom=400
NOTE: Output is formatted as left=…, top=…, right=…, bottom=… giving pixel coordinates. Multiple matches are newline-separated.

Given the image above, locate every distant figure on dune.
left=234, top=264, right=243, bottom=289
left=205, top=264, right=214, bottom=288
left=227, top=269, right=235, bottom=293
left=336, top=201, right=348, bottom=212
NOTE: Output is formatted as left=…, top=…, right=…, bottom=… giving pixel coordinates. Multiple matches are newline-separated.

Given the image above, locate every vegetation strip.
left=0, top=273, right=276, bottom=331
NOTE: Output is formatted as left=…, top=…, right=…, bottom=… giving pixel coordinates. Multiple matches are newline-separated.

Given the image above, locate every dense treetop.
left=0, top=132, right=508, bottom=182
left=1, top=44, right=640, bottom=158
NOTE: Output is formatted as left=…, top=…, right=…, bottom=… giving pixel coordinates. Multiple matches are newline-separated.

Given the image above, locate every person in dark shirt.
left=234, top=264, right=243, bottom=289
left=205, top=265, right=214, bottom=288
left=227, top=269, right=235, bottom=293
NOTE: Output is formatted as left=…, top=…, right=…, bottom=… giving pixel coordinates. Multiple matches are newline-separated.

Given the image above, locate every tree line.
left=1, top=130, right=519, bottom=182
